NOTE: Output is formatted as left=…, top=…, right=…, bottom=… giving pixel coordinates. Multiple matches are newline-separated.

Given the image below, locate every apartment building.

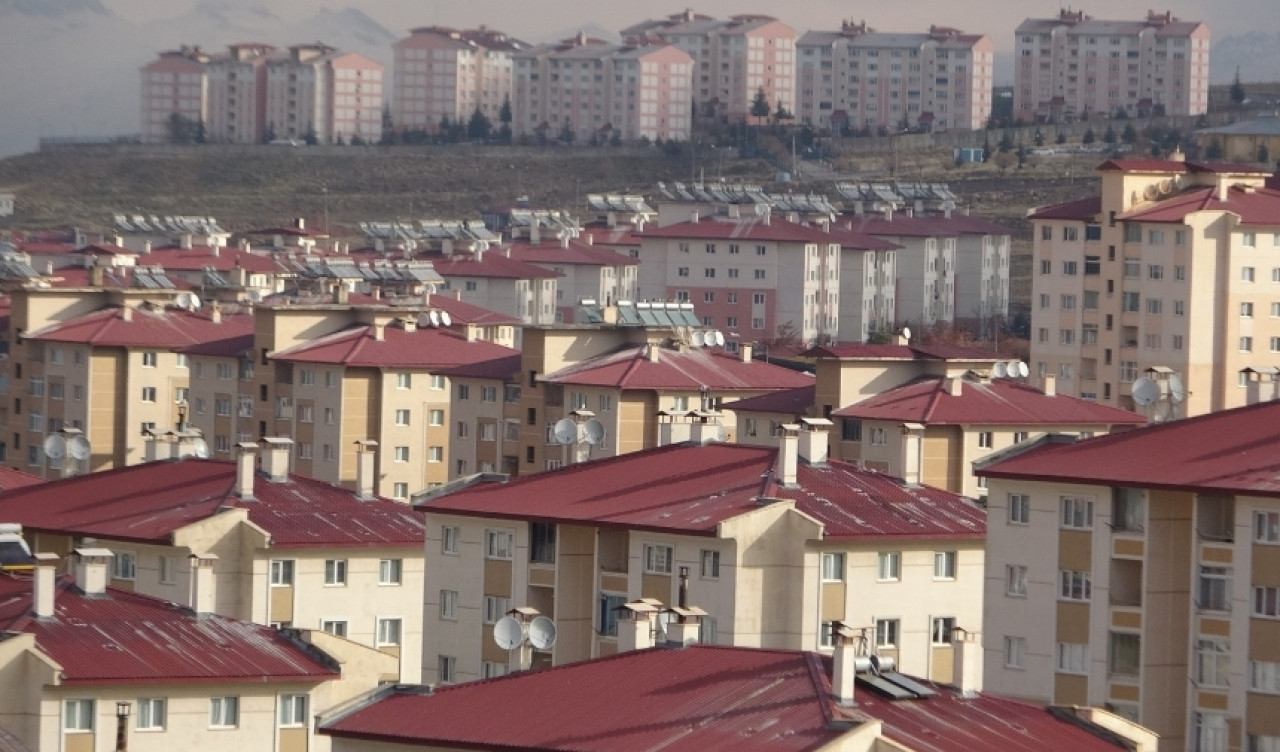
left=797, top=21, right=994, bottom=133
left=511, top=35, right=693, bottom=143
left=729, top=384, right=813, bottom=447
left=1014, top=9, right=1210, bottom=123
left=1028, top=158, right=1280, bottom=415
left=1197, top=115, right=1280, bottom=165
left=0, top=443, right=425, bottom=682
left=139, top=46, right=210, bottom=144
left=622, top=10, right=796, bottom=121
left=264, top=45, right=384, bottom=144
left=437, top=354, right=521, bottom=477
left=206, top=43, right=275, bottom=144
left=504, top=237, right=638, bottom=322
left=0, top=551, right=393, bottom=752
left=392, top=26, right=523, bottom=132
left=976, top=401, right=1280, bottom=752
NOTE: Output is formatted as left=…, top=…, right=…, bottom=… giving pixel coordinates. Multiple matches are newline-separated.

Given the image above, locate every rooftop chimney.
left=181, top=233, right=193, bottom=250
left=73, top=547, right=113, bottom=597
left=235, top=443, right=258, bottom=500
left=831, top=622, right=858, bottom=706
left=120, top=305, right=132, bottom=322
left=900, top=422, right=925, bottom=487
left=798, top=418, right=833, bottom=465
left=466, top=324, right=478, bottom=342
left=260, top=438, right=293, bottom=482
left=689, top=412, right=722, bottom=445
left=616, top=599, right=661, bottom=652
left=778, top=423, right=801, bottom=487
left=210, top=301, right=222, bottom=324
left=33, top=552, right=58, bottom=619
left=1042, top=374, right=1056, bottom=397
left=952, top=627, right=983, bottom=697
left=355, top=440, right=378, bottom=500
left=189, top=553, right=218, bottom=616
left=373, top=321, right=386, bottom=341
left=334, top=285, right=349, bottom=305
left=89, top=264, right=104, bottom=287
left=947, top=377, right=963, bottom=397
left=647, top=343, right=661, bottom=363
left=740, top=343, right=753, bottom=363
left=657, top=411, right=692, bottom=446
left=665, top=566, right=705, bottom=646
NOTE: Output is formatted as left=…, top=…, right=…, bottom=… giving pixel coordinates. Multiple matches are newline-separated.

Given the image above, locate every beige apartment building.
left=797, top=22, right=995, bottom=133
left=392, top=26, right=523, bottom=132
left=206, top=43, right=274, bottom=144
left=976, top=401, right=1280, bottom=752
left=139, top=46, right=210, bottom=143
left=1014, top=9, right=1210, bottom=123
left=264, top=45, right=384, bottom=144
left=417, top=432, right=984, bottom=687
left=1028, top=158, right=1280, bottom=416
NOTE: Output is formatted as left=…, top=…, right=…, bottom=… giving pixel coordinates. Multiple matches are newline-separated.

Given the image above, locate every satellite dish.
left=1168, top=374, right=1185, bottom=404
left=1151, top=400, right=1172, bottom=423
left=713, top=331, right=725, bottom=347
left=192, top=438, right=210, bottom=459
left=67, top=435, right=91, bottom=461
left=187, top=293, right=202, bottom=310
left=993, top=362, right=1008, bottom=378
left=1131, top=376, right=1159, bottom=406
left=1158, top=178, right=1174, bottom=195
left=440, top=311, right=452, bottom=327
left=493, top=616, right=525, bottom=650
left=1016, top=361, right=1030, bottom=379
left=42, top=435, right=66, bottom=461
left=691, top=331, right=705, bottom=348
left=582, top=418, right=606, bottom=446
left=528, top=616, right=557, bottom=650
left=428, top=310, right=441, bottom=327
left=901, top=326, right=911, bottom=341
left=552, top=418, right=578, bottom=445
left=1143, top=184, right=1159, bottom=201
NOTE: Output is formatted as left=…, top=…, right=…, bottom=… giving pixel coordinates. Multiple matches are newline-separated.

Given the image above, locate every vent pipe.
left=778, top=424, right=800, bottom=487
left=235, top=443, right=258, bottom=500
left=33, top=552, right=58, bottom=619
left=73, top=548, right=113, bottom=597
left=831, top=622, right=857, bottom=706
left=798, top=418, right=832, bottom=465
left=665, top=567, right=705, bottom=646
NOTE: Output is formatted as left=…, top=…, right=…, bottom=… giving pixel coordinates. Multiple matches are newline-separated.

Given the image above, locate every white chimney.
left=260, top=438, right=293, bottom=482
left=689, top=413, right=722, bottom=445
left=73, top=548, right=113, bottom=596
left=33, top=552, right=58, bottom=619
left=740, top=344, right=753, bottom=363
left=900, top=422, right=925, bottom=487
left=235, top=443, right=258, bottom=500
left=666, top=567, right=705, bottom=645
left=798, top=418, right=833, bottom=465
left=466, top=324, right=478, bottom=342
left=647, top=343, right=661, bottom=363
left=616, top=600, right=660, bottom=652
left=181, top=233, right=193, bottom=250
left=189, top=553, right=218, bottom=616
left=355, top=440, right=378, bottom=500
left=952, top=627, right=983, bottom=697
left=947, top=377, right=963, bottom=397
left=778, top=424, right=800, bottom=487
left=831, top=623, right=857, bottom=706
left=1042, top=374, right=1057, bottom=397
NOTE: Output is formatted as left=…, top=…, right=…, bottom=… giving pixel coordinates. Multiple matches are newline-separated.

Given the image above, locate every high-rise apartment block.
left=392, top=26, right=523, bottom=133
left=1013, top=9, right=1209, bottom=123
left=206, top=43, right=275, bottom=144
left=264, top=45, right=384, bottom=144
left=139, top=46, right=210, bottom=144
left=797, top=22, right=994, bottom=133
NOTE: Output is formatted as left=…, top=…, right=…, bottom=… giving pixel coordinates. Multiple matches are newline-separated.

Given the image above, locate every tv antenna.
left=428, top=310, right=441, bottom=327
left=713, top=330, right=725, bottom=347
left=67, top=434, right=91, bottom=462
left=691, top=330, right=705, bottom=348
left=42, top=434, right=66, bottom=461
left=1167, top=373, right=1185, bottom=404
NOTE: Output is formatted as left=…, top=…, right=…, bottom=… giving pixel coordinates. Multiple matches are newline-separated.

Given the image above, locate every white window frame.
left=320, top=619, right=348, bottom=637
left=821, top=551, right=846, bottom=582
left=485, top=529, right=513, bottom=560
left=700, top=549, right=720, bottom=579
left=376, top=617, right=403, bottom=647
left=112, top=551, right=137, bottom=581
left=877, top=551, right=901, bottom=582
left=1061, top=496, right=1094, bottom=529
left=269, top=559, right=295, bottom=586
left=209, top=696, right=239, bottom=729
left=442, top=526, right=460, bottom=555
left=875, top=617, right=899, bottom=648
left=324, top=559, right=347, bottom=586
left=933, top=550, right=957, bottom=580
left=64, top=699, right=94, bottom=732
left=1056, top=642, right=1089, bottom=674
left=1059, top=569, right=1092, bottom=601
left=931, top=616, right=955, bottom=645
left=278, top=694, right=308, bottom=727
left=1007, top=565, right=1028, bottom=597
left=1004, top=636, right=1026, bottom=669
left=136, top=698, right=166, bottom=731
left=483, top=595, right=511, bottom=625
left=440, top=590, right=459, bottom=620
left=379, top=558, right=402, bottom=585
left=1008, top=494, right=1031, bottom=524
left=643, top=543, right=674, bottom=575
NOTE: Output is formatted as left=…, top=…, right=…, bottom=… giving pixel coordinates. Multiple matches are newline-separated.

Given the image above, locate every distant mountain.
left=0, top=0, right=108, bottom=18
left=1211, top=32, right=1280, bottom=84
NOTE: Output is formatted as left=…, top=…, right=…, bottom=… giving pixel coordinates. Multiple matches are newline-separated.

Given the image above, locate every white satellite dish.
left=187, top=293, right=202, bottom=310
left=42, top=435, right=66, bottom=461
left=528, top=616, right=557, bottom=650
left=691, top=331, right=705, bottom=347
left=552, top=418, right=578, bottom=445
left=67, top=435, right=91, bottom=461
left=713, top=331, right=725, bottom=347
left=1168, top=374, right=1186, bottom=404
left=192, top=438, right=210, bottom=459
left=493, top=616, right=525, bottom=650
left=428, top=310, right=441, bottom=327
left=1016, top=361, right=1030, bottom=379
left=993, top=362, right=1008, bottom=378
left=582, top=418, right=606, bottom=446
left=1131, top=376, right=1159, bottom=406
left=440, top=311, right=452, bottom=327
left=901, top=326, right=911, bottom=341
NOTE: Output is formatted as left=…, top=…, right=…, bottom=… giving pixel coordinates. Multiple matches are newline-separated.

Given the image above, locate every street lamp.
left=115, top=701, right=131, bottom=752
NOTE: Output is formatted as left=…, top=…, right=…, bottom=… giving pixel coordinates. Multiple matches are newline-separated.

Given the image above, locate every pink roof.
left=0, top=467, right=45, bottom=493
left=978, top=401, right=1280, bottom=496
left=543, top=346, right=813, bottom=391
left=580, top=225, right=643, bottom=247
left=1121, top=184, right=1280, bottom=226
left=144, top=246, right=286, bottom=273
left=0, top=574, right=338, bottom=686
left=26, top=307, right=253, bottom=349
left=426, top=252, right=560, bottom=280
left=322, top=645, right=1130, bottom=752
left=802, top=344, right=998, bottom=361
left=45, top=267, right=195, bottom=290
left=0, top=459, right=423, bottom=548
left=426, top=294, right=521, bottom=326
left=436, top=354, right=521, bottom=381
left=640, top=216, right=838, bottom=243
left=1028, top=195, right=1102, bottom=221
left=421, top=443, right=983, bottom=541
left=834, top=377, right=1146, bottom=426
left=727, top=385, right=814, bottom=415
left=271, top=324, right=518, bottom=368
left=505, top=239, right=637, bottom=266
left=841, top=214, right=1008, bottom=238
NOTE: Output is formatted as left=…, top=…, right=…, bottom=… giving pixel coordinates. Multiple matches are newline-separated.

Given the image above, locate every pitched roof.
left=505, top=239, right=638, bottom=266
left=639, top=216, right=838, bottom=243
left=1120, top=184, right=1280, bottom=226
left=425, top=295, right=521, bottom=325
left=25, top=307, right=254, bottom=349
left=425, top=251, right=560, bottom=280
left=143, top=246, right=286, bottom=273
left=43, top=267, right=193, bottom=290
left=1028, top=195, right=1102, bottom=221
left=0, top=573, right=338, bottom=686
left=420, top=442, right=983, bottom=541
left=834, top=376, right=1146, bottom=426
left=977, top=400, right=1280, bottom=496
left=0, top=467, right=45, bottom=493
left=0, top=459, right=424, bottom=548
left=726, top=385, right=814, bottom=415
left=840, top=213, right=1008, bottom=238
left=321, top=645, right=1132, bottom=752
left=271, top=324, right=518, bottom=368
left=435, top=354, right=521, bottom=381
left=542, top=346, right=813, bottom=391
left=802, top=343, right=998, bottom=361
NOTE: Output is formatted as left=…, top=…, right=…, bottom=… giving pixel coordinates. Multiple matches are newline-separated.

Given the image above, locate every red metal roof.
left=1028, top=195, right=1102, bottom=221
left=1121, top=184, right=1280, bottom=226
left=726, top=385, right=814, bottom=415
left=802, top=343, right=997, bottom=361
left=25, top=307, right=253, bottom=349
left=840, top=214, right=1008, bottom=238
left=44, top=267, right=195, bottom=290
left=542, top=346, right=813, bottom=391
left=421, top=443, right=983, bottom=541
left=0, top=573, right=338, bottom=686
left=271, top=324, right=518, bottom=368
left=144, top=246, right=286, bottom=273
left=639, top=216, right=838, bottom=243
left=505, top=239, right=638, bottom=266
left=436, top=354, right=521, bottom=381
left=833, top=376, right=1146, bottom=427
left=0, top=459, right=424, bottom=548
left=425, top=294, right=522, bottom=325
left=425, top=251, right=561, bottom=280
left=0, top=468, right=45, bottom=493
left=321, top=645, right=1130, bottom=752
left=978, top=400, right=1280, bottom=496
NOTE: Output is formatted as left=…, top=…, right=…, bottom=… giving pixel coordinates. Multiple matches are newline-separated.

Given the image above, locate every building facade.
left=391, top=26, right=522, bottom=133
left=140, top=47, right=210, bottom=144
left=264, top=45, right=384, bottom=144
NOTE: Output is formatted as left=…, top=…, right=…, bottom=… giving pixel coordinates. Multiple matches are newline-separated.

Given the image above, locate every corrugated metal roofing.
left=270, top=324, right=519, bottom=368
left=802, top=343, right=998, bottom=361
left=25, top=307, right=254, bottom=349
left=427, top=251, right=561, bottom=279
left=541, top=346, right=813, bottom=391
left=1028, top=195, right=1102, bottom=221
left=1120, top=184, right=1280, bottom=226
left=726, top=385, right=814, bottom=415
left=0, top=467, right=45, bottom=493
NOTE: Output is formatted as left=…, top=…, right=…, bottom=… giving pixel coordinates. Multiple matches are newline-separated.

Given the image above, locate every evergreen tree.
left=499, top=97, right=512, bottom=126
left=773, top=100, right=792, bottom=125
left=1055, top=132, right=1067, bottom=145
left=981, top=135, right=992, bottom=162
left=1082, top=128, right=1096, bottom=144
left=380, top=105, right=396, bottom=145
left=1103, top=126, right=1117, bottom=144
left=750, top=87, right=770, bottom=123
left=1231, top=67, right=1247, bottom=107
left=263, top=122, right=277, bottom=144
left=1205, top=138, right=1223, bottom=160
left=998, top=131, right=1013, bottom=153
left=1121, top=123, right=1137, bottom=144
left=303, top=126, right=318, bottom=146
left=1260, top=145, right=1271, bottom=165
left=467, top=108, right=492, bottom=141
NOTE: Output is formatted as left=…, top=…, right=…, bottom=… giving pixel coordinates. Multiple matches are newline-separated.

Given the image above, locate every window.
left=1243, top=301, right=1255, bottom=317
left=1250, top=735, right=1280, bottom=752
left=1108, top=632, right=1140, bottom=677
left=427, top=446, right=443, bottom=462
left=842, top=419, right=862, bottom=442
left=599, top=593, right=626, bottom=637
left=457, top=384, right=470, bottom=401
left=1061, top=496, right=1094, bottom=528
left=428, top=409, right=444, bottom=426
left=209, top=697, right=239, bottom=729
left=875, top=618, right=899, bottom=648
left=977, top=431, right=993, bottom=449
left=1244, top=266, right=1257, bottom=282
left=1196, top=639, right=1230, bottom=687
left=934, top=551, right=957, bottom=580
left=530, top=522, right=556, bottom=564
left=931, top=616, right=955, bottom=644
left=1056, top=642, right=1089, bottom=674
left=217, top=363, right=233, bottom=380
left=821, top=552, right=845, bottom=581
left=324, top=559, right=347, bottom=586
left=439, top=589, right=459, bottom=620
left=438, top=656, right=457, bottom=684
left=1007, top=565, right=1028, bottom=596
left=1195, top=712, right=1227, bottom=752
left=869, top=427, right=887, bottom=446
left=1040, top=259, right=1052, bottom=275
left=392, top=445, right=410, bottom=463
left=395, top=409, right=410, bottom=426
left=1121, top=292, right=1140, bottom=312
left=378, top=558, right=402, bottom=585
left=457, top=421, right=468, bottom=438
left=1146, top=298, right=1162, bottom=315
left=1257, top=512, right=1280, bottom=543
left=644, top=543, right=673, bottom=574
left=320, top=620, right=348, bottom=637
left=1060, top=570, right=1092, bottom=601
left=1062, top=261, right=1078, bottom=275
left=429, top=374, right=445, bottom=390
left=158, top=556, right=174, bottom=584
left=1251, top=660, right=1280, bottom=693
left=754, top=269, right=766, bottom=280
left=1009, top=494, right=1030, bottom=524
left=877, top=552, right=900, bottom=581
left=396, top=373, right=411, bottom=389
left=700, top=549, right=720, bottom=578
left=377, top=617, right=402, bottom=646
left=64, top=699, right=94, bottom=732
left=131, top=696, right=165, bottom=731
left=112, top=551, right=137, bottom=580
left=1242, top=337, right=1254, bottom=352
left=1244, top=232, right=1258, bottom=247
left=485, top=529, right=513, bottom=559
left=482, top=386, right=497, bottom=403
left=442, top=526, right=460, bottom=554
left=1199, top=566, right=1230, bottom=612
left=142, top=351, right=157, bottom=367
left=269, top=559, right=294, bottom=586
left=278, top=695, right=308, bottom=727
left=1005, top=636, right=1026, bottom=668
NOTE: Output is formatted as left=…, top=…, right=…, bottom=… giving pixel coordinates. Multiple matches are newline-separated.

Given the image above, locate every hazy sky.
left=105, top=0, right=1272, bottom=50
